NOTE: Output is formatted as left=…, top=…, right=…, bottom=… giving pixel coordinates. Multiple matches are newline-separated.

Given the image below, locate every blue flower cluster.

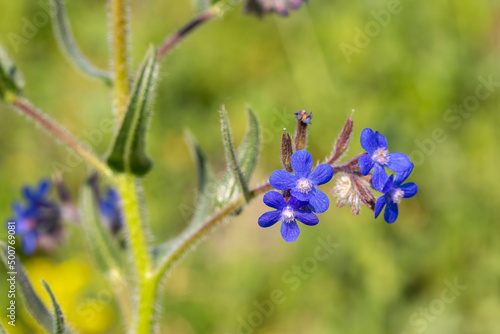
left=358, top=128, right=418, bottom=223
left=259, top=150, right=334, bottom=242
left=9, top=180, right=62, bottom=254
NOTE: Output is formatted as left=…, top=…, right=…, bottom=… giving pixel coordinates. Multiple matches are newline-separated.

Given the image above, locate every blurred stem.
left=110, top=0, right=130, bottom=124
left=156, top=6, right=219, bottom=60
left=8, top=95, right=114, bottom=180
left=153, top=181, right=273, bottom=284
left=116, top=174, right=156, bottom=334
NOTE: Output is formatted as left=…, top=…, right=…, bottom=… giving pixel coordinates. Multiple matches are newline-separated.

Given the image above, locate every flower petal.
left=401, top=182, right=418, bottom=198
left=22, top=232, right=37, bottom=255
left=263, top=191, right=287, bottom=209
left=374, top=131, right=388, bottom=148
left=269, top=170, right=296, bottom=190
left=287, top=196, right=309, bottom=209
left=295, top=210, right=319, bottom=226
left=384, top=200, right=399, bottom=224
left=37, top=179, right=51, bottom=197
left=374, top=195, right=386, bottom=219
left=290, top=189, right=309, bottom=202
left=394, top=162, right=414, bottom=185
left=360, top=128, right=378, bottom=154
left=280, top=221, right=300, bottom=242
left=372, top=164, right=388, bottom=192
left=309, top=164, right=334, bottom=186
left=386, top=153, right=412, bottom=172
left=258, top=210, right=282, bottom=228
left=358, top=154, right=374, bottom=175
left=307, top=188, right=330, bottom=213
left=381, top=174, right=394, bottom=193
left=291, top=150, right=313, bottom=178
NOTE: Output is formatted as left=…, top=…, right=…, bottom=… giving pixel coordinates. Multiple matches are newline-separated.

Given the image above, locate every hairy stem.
left=116, top=175, right=156, bottom=334
left=157, top=7, right=218, bottom=60
left=110, top=0, right=130, bottom=124
left=9, top=96, right=114, bottom=180
left=153, top=182, right=272, bottom=283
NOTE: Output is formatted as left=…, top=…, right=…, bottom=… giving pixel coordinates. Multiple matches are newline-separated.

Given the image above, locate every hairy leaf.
left=107, top=46, right=157, bottom=176
left=50, top=0, right=112, bottom=85
left=0, top=243, right=53, bottom=332
left=41, top=280, right=66, bottom=334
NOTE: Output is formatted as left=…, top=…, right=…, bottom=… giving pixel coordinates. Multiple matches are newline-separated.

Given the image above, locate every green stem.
left=116, top=175, right=156, bottom=334
left=110, top=0, right=130, bottom=124
left=153, top=182, right=272, bottom=284
left=156, top=6, right=219, bottom=60
left=9, top=95, right=114, bottom=180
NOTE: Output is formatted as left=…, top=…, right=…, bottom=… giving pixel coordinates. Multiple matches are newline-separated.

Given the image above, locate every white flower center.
left=296, top=178, right=313, bottom=194
left=372, top=148, right=389, bottom=165
left=281, top=206, right=295, bottom=223
left=390, top=188, right=405, bottom=204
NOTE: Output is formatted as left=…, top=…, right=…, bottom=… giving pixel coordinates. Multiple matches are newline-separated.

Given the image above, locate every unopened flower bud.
left=281, top=130, right=293, bottom=172
left=294, top=110, right=312, bottom=150
left=327, top=110, right=354, bottom=165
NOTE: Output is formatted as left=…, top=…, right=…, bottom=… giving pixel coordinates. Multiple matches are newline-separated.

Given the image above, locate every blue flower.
left=258, top=191, right=319, bottom=242
left=374, top=164, right=418, bottom=224
left=358, top=128, right=412, bottom=191
left=9, top=179, right=62, bottom=254
left=270, top=150, right=334, bottom=213
left=98, top=188, right=123, bottom=235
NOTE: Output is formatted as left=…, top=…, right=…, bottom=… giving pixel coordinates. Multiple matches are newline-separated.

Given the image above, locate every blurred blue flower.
left=259, top=191, right=318, bottom=242
left=98, top=188, right=123, bottom=235
left=270, top=150, right=334, bottom=213
left=245, top=0, right=308, bottom=17
left=374, top=164, right=418, bottom=224
left=358, top=128, right=412, bottom=191
left=9, top=179, right=62, bottom=254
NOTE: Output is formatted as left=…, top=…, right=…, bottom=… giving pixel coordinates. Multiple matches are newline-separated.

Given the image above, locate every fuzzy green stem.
left=110, top=0, right=130, bottom=124
left=153, top=182, right=272, bottom=284
left=116, top=174, right=156, bottom=334
left=9, top=96, right=114, bottom=180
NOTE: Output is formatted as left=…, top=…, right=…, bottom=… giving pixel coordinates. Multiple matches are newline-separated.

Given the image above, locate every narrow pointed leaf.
left=0, top=243, right=52, bottom=332
left=184, top=130, right=215, bottom=225
left=216, top=108, right=261, bottom=206
left=79, top=183, right=124, bottom=272
left=107, top=46, right=157, bottom=176
left=50, top=0, right=112, bottom=85
left=219, top=106, right=251, bottom=202
left=41, top=280, right=66, bottom=334
left=0, top=43, right=24, bottom=100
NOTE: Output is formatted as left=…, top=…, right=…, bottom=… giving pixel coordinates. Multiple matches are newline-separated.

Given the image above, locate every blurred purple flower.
left=358, top=128, right=412, bottom=191
left=374, top=164, right=418, bottom=224
left=9, top=179, right=62, bottom=254
left=270, top=150, right=334, bottom=213
left=98, top=188, right=123, bottom=235
left=245, top=0, right=308, bottom=17
left=258, top=191, right=318, bottom=242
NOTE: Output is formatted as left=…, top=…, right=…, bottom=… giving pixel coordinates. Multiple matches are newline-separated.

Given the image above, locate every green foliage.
left=79, top=182, right=124, bottom=273
left=0, top=42, right=23, bottom=100
left=107, top=46, right=158, bottom=177
left=41, top=280, right=67, bottom=334
left=0, top=243, right=58, bottom=333
left=49, top=0, right=112, bottom=85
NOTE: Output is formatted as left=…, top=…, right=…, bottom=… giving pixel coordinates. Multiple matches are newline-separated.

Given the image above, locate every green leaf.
left=107, top=46, right=158, bottom=177
left=0, top=320, right=7, bottom=334
left=219, top=106, right=251, bottom=202
left=50, top=0, right=112, bottom=85
left=215, top=107, right=261, bottom=206
left=0, top=243, right=53, bottom=332
left=79, top=181, right=124, bottom=273
left=41, top=280, right=66, bottom=334
left=0, top=42, right=24, bottom=100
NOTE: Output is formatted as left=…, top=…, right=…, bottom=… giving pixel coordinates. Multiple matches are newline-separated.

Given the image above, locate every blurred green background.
left=1, top=0, right=500, bottom=333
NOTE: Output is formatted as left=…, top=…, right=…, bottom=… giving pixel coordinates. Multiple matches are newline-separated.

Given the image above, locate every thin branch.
left=10, top=96, right=114, bottom=180
left=156, top=8, right=217, bottom=60
left=153, top=181, right=273, bottom=283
